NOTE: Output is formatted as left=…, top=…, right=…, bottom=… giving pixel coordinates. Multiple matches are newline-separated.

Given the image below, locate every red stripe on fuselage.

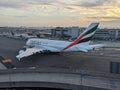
left=63, top=32, right=86, bottom=50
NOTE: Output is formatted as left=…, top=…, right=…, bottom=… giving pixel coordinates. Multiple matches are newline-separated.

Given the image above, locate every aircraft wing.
left=16, top=48, right=44, bottom=61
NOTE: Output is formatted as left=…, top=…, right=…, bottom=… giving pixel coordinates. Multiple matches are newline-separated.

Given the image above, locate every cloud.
left=79, top=17, right=120, bottom=23
left=0, top=1, right=25, bottom=8
left=0, top=0, right=120, bottom=27
left=0, top=0, right=61, bottom=9
left=29, top=0, right=60, bottom=5
left=0, top=0, right=119, bottom=10
left=80, top=0, right=106, bottom=7
left=61, top=0, right=119, bottom=8
left=14, top=15, right=29, bottom=18
left=65, top=7, right=74, bottom=10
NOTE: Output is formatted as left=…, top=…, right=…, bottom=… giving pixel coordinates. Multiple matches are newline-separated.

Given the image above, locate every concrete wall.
left=0, top=69, right=119, bottom=90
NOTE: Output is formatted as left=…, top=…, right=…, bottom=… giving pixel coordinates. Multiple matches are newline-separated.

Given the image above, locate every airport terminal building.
left=0, top=26, right=120, bottom=41
left=51, top=27, right=120, bottom=40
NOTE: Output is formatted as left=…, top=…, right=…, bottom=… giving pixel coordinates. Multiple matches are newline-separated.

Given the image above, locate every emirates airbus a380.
left=16, top=23, right=105, bottom=60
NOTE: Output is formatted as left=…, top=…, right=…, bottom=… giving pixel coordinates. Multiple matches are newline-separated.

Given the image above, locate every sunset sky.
left=0, top=0, right=120, bottom=28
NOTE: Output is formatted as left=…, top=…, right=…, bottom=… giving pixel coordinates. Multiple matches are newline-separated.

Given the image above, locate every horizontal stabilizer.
left=90, top=44, right=106, bottom=49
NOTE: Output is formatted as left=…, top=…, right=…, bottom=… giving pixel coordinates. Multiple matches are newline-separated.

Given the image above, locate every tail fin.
left=63, top=23, right=99, bottom=50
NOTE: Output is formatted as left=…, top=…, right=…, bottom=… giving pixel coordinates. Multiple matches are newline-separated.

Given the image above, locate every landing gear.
left=43, top=50, right=59, bottom=54
left=43, top=50, right=51, bottom=54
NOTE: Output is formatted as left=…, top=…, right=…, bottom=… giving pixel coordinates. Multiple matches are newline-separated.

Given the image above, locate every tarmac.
left=0, top=36, right=120, bottom=74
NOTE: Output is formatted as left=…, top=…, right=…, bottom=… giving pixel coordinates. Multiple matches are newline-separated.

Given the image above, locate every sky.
left=0, top=0, right=120, bottom=28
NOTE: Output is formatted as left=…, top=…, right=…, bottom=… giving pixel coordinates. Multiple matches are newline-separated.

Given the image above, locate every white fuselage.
left=26, top=38, right=91, bottom=52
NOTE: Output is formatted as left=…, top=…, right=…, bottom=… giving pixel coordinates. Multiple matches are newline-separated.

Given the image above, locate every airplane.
left=13, top=34, right=37, bottom=40
left=16, top=23, right=105, bottom=60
